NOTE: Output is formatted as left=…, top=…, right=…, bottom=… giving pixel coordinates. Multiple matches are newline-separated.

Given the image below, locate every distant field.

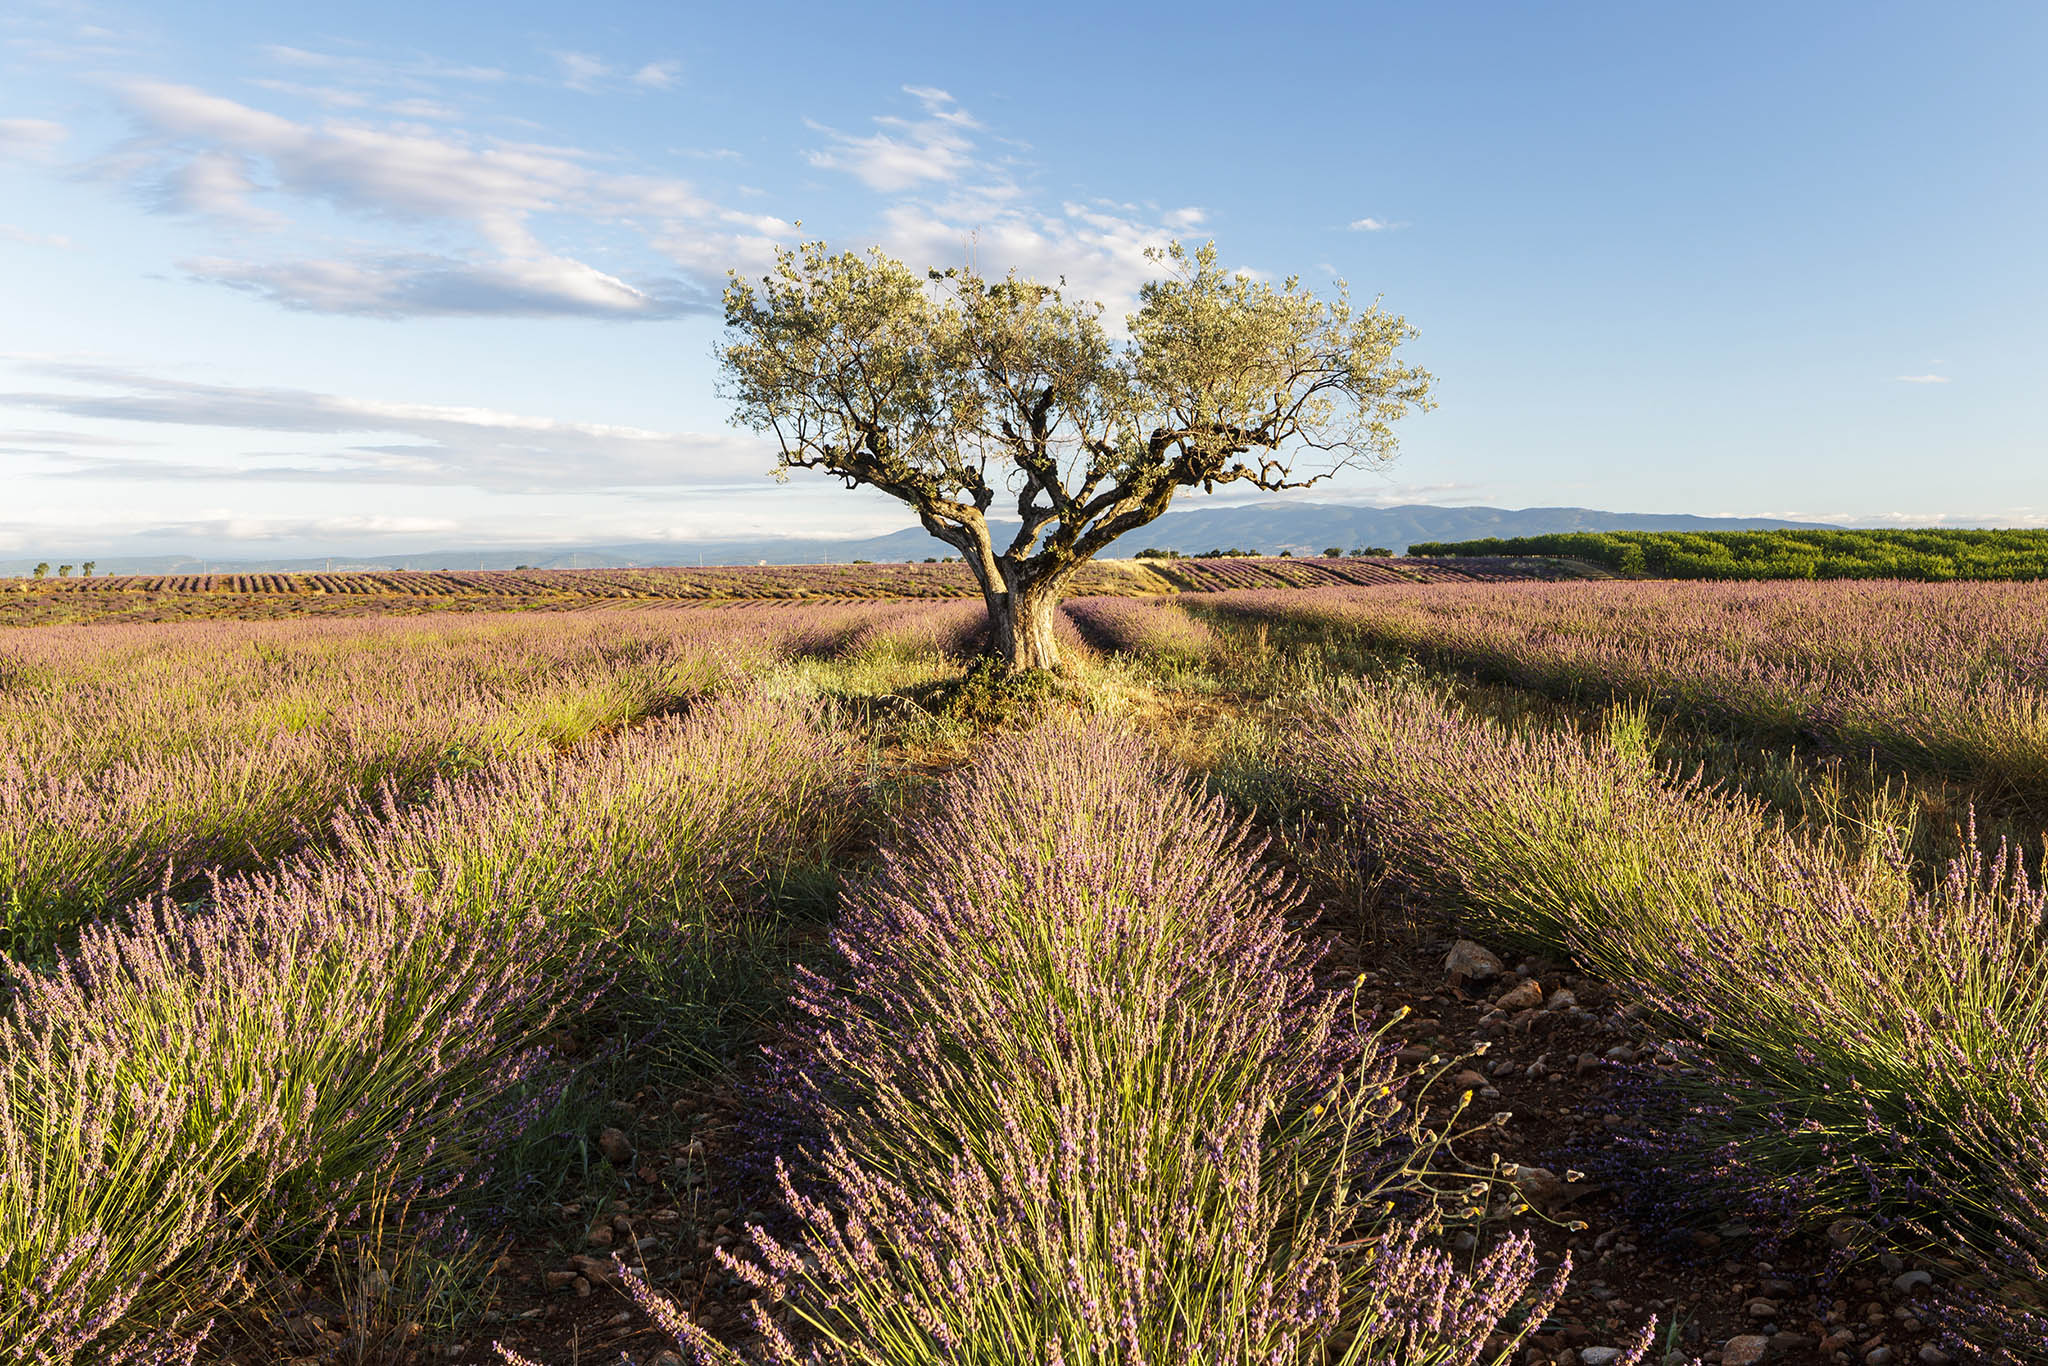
left=0, top=554, right=1566, bottom=626
left=1408, top=527, right=2048, bottom=579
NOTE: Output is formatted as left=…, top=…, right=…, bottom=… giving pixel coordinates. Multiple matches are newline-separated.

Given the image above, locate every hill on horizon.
left=0, top=503, right=1842, bottom=576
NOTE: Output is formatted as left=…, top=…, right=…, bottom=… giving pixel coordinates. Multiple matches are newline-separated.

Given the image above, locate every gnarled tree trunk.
left=956, top=543, right=1072, bottom=673
left=985, top=580, right=1064, bottom=673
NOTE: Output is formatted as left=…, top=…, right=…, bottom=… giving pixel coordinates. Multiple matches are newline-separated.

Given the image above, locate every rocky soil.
left=1330, top=930, right=1964, bottom=1366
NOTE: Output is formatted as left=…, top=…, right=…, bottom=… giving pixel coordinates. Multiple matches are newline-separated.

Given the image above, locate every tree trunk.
left=986, top=582, right=1063, bottom=673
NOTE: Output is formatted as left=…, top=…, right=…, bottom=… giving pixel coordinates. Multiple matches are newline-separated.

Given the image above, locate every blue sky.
left=2, top=0, right=2042, bottom=559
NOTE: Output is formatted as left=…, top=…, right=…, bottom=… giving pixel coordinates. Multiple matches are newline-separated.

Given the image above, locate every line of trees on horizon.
left=1409, top=528, right=2048, bottom=580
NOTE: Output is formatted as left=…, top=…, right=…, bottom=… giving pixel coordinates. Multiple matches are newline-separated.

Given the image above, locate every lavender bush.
left=1294, top=678, right=2048, bottom=1310
left=579, top=719, right=1618, bottom=1366
left=1061, top=595, right=1221, bottom=668
left=0, top=865, right=599, bottom=1365
left=1929, top=1121, right=2048, bottom=1363
left=316, top=687, right=864, bottom=939
left=1293, top=680, right=1913, bottom=955
left=0, top=685, right=863, bottom=1364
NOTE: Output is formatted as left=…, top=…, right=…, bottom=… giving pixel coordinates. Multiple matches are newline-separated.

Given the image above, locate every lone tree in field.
left=720, top=240, right=1434, bottom=671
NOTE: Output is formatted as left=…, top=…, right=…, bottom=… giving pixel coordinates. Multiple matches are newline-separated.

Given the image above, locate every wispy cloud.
left=1893, top=374, right=1951, bottom=384
left=182, top=252, right=710, bottom=318
left=0, top=360, right=772, bottom=491
left=261, top=44, right=508, bottom=86
left=1347, top=216, right=1405, bottom=231
left=1786, top=508, right=2047, bottom=528
left=553, top=50, right=609, bottom=90
left=806, top=89, right=1208, bottom=317
left=246, top=79, right=465, bottom=123
left=878, top=197, right=1206, bottom=320
left=0, top=116, right=67, bottom=160
left=0, top=223, right=75, bottom=249
left=0, top=428, right=152, bottom=448
left=806, top=85, right=981, bottom=192
left=552, top=51, right=680, bottom=93
left=100, top=79, right=785, bottom=317
left=0, top=511, right=465, bottom=556
left=150, top=149, right=284, bottom=226
left=160, top=512, right=462, bottom=541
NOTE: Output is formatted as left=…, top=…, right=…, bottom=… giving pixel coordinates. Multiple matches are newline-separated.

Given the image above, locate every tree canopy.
left=720, top=239, right=1434, bottom=668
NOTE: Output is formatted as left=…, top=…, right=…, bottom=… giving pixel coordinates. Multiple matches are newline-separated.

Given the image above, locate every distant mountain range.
left=0, top=504, right=1841, bottom=575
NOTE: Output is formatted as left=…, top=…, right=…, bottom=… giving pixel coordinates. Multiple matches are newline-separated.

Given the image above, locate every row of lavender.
left=2, top=688, right=866, bottom=1363
left=6, top=556, right=1521, bottom=605
left=0, top=600, right=979, bottom=961
left=1062, top=595, right=1224, bottom=665
left=1199, top=580, right=2048, bottom=816
left=1286, top=679, right=2046, bottom=1359
left=562, top=719, right=1654, bottom=1366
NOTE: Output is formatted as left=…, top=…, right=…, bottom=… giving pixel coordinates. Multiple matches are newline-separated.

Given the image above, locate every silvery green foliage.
left=1293, top=672, right=2048, bottom=1350
left=0, top=865, right=597, bottom=1364
left=719, top=240, right=1434, bottom=670
left=1, top=686, right=857, bottom=1364
left=592, top=719, right=1610, bottom=1366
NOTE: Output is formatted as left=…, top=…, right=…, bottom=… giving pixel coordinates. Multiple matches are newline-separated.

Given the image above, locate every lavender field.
left=0, top=556, right=1545, bottom=629
left=3, top=581, right=2040, bottom=1366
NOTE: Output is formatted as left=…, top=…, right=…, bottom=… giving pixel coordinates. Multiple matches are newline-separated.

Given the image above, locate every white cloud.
left=90, top=72, right=1200, bottom=326
left=1348, top=216, right=1391, bottom=231
left=120, top=80, right=609, bottom=226
left=153, top=149, right=284, bottom=226
left=0, top=360, right=771, bottom=492
left=806, top=88, right=1207, bottom=317
left=1893, top=374, right=1951, bottom=384
left=165, top=512, right=463, bottom=541
left=247, top=79, right=374, bottom=111
left=384, top=98, right=461, bottom=120
left=0, top=224, right=75, bottom=249
left=632, top=61, right=681, bottom=89
left=1785, top=508, right=2048, bottom=528
left=0, top=511, right=461, bottom=555
left=875, top=196, right=1207, bottom=321
left=0, top=117, right=67, bottom=161
left=105, top=79, right=779, bottom=317
left=554, top=51, right=608, bottom=90
left=261, top=44, right=508, bottom=86
left=183, top=251, right=709, bottom=318
left=807, top=86, right=981, bottom=192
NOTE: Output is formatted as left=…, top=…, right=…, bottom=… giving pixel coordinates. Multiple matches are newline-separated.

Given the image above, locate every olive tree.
left=719, top=240, right=1434, bottom=671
